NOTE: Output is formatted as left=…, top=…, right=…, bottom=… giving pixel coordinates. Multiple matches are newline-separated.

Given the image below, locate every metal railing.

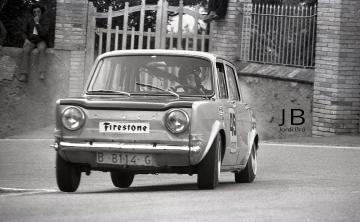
left=241, top=4, right=317, bottom=68
left=87, top=0, right=211, bottom=56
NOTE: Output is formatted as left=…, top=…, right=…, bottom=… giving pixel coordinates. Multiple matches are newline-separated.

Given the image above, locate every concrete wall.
left=237, top=63, right=314, bottom=140
left=0, top=0, right=89, bottom=138
left=211, top=0, right=359, bottom=136
left=0, top=47, right=70, bottom=138
left=239, top=75, right=313, bottom=140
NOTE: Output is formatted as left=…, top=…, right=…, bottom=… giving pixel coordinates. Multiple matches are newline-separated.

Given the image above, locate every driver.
left=178, top=67, right=207, bottom=94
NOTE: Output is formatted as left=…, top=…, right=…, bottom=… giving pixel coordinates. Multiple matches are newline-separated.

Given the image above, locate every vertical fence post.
left=122, top=2, right=129, bottom=50
left=115, top=26, right=119, bottom=50
left=161, top=0, right=168, bottom=49
left=193, top=5, right=199, bottom=51
left=302, top=6, right=308, bottom=67
left=106, top=6, right=113, bottom=52
left=310, top=5, right=317, bottom=67
left=298, top=6, right=304, bottom=66
left=155, top=0, right=163, bottom=49
left=138, top=0, right=146, bottom=49
left=177, top=0, right=184, bottom=49
left=131, top=27, right=135, bottom=49
left=147, top=28, right=151, bottom=49
left=278, top=4, right=283, bottom=64
left=98, top=28, right=103, bottom=54
left=170, top=27, right=174, bottom=49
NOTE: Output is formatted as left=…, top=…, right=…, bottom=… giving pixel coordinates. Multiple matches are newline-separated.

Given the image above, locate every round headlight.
left=61, top=106, right=85, bottom=131
left=165, top=109, right=190, bottom=134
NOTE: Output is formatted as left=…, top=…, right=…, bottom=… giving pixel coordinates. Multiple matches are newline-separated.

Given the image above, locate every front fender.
left=189, top=101, right=225, bottom=165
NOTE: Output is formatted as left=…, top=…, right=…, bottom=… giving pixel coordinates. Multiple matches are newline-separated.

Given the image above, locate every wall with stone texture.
left=0, top=47, right=70, bottom=138
left=55, top=0, right=88, bottom=97
left=239, top=75, right=313, bottom=140
left=210, top=0, right=247, bottom=60
left=211, top=0, right=359, bottom=136
left=312, top=0, right=360, bottom=136
left=0, top=0, right=89, bottom=138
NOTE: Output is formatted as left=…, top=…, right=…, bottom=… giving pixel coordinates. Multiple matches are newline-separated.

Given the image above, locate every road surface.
left=0, top=139, right=359, bottom=221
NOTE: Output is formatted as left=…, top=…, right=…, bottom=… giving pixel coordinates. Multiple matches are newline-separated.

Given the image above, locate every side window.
left=225, top=65, right=241, bottom=101
left=216, top=62, right=228, bottom=99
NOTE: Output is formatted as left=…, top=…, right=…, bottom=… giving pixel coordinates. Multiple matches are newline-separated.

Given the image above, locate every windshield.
left=87, top=55, right=214, bottom=96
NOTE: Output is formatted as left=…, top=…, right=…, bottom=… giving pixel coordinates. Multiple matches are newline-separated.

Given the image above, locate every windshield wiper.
left=136, top=82, right=180, bottom=99
left=87, top=89, right=131, bottom=97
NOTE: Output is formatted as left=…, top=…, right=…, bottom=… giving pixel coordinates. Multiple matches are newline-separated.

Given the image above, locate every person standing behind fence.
left=16, top=4, right=49, bottom=82
left=203, top=0, right=229, bottom=22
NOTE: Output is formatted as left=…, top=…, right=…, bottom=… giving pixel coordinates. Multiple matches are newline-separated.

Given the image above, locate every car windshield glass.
left=87, top=55, right=213, bottom=96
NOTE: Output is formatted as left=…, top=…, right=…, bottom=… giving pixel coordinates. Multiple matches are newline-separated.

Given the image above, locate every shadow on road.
left=56, top=180, right=264, bottom=195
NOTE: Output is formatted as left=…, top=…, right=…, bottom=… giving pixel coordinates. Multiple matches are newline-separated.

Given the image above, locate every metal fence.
left=241, top=4, right=317, bottom=68
left=87, top=0, right=211, bottom=57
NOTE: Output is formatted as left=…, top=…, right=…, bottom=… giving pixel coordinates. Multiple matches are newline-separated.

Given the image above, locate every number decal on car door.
left=229, top=108, right=237, bottom=144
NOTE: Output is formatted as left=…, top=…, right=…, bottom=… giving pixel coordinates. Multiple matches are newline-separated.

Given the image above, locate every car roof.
left=97, top=49, right=231, bottom=63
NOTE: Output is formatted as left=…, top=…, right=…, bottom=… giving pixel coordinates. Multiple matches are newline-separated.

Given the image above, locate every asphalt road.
left=0, top=139, right=359, bottom=222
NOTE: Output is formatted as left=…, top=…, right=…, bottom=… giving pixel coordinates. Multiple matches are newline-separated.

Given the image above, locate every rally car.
left=52, top=50, right=259, bottom=192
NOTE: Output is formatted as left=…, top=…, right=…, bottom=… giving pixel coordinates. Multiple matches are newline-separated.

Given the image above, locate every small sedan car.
left=53, top=50, right=259, bottom=192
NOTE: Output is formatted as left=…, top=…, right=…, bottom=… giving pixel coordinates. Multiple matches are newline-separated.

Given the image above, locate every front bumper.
left=52, top=141, right=201, bottom=169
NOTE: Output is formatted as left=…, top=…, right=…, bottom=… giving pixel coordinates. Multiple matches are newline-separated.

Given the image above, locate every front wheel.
left=234, top=144, right=257, bottom=183
left=197, top=134, right=222, bottom=189
left=56, top=153, right=81, bottom=192
left=110, top=171, right=134, bottom=188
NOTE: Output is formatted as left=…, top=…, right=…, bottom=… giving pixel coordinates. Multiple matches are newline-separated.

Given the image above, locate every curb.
left=260, top=142, right=360, bottom=150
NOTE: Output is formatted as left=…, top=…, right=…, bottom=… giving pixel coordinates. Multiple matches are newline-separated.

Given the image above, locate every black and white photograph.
left=0, top=0, right=359, bottom=221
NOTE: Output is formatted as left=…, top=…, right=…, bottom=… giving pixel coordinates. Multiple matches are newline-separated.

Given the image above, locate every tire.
left=197, top=134, right=221, bottom=189
left=235, top=144, right=257, bottom=183
left=110, top=171, right=134, bottom=188
left=56, top=153, right=81, bottom=192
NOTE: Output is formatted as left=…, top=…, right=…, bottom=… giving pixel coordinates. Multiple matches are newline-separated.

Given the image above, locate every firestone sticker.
left=99, top=122, right=150, bottom=133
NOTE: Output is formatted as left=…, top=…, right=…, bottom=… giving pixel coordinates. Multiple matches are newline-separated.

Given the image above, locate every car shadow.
left=75, top=182, right=198, bottom=194
left=68, top=180, right=248, bottom=195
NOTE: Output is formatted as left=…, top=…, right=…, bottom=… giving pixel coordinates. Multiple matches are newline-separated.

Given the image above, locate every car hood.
left=58, top=96, right=206, bottom=111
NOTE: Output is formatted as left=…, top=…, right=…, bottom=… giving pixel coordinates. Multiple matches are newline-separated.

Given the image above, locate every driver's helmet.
left=178, top=66, right=202, bottom=88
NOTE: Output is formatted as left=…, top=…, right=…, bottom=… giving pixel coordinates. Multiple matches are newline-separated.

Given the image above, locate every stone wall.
left=0, top=0, right=89, bottom=138
left=0, top=47, right=70, bottom=138
left=312, top=0, right=360, bottom=136
left=210, top=0, right=250, bottom=60
left=55, top=0, right=88, bottom=97
left=237, top=63, right=314, bottom=140
left=238, top=75, right=313, bottom=140
left=211, top=0, right=360, bottom=136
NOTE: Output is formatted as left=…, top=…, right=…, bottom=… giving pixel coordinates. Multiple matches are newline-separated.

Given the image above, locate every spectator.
left=16, top=4, right=49, bottom=82
left=203, top=0, right=229, bottom=22
left=0, top=20, right=6, bottom=52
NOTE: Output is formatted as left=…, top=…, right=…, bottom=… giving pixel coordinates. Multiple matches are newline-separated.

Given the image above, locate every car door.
left=224, top=63, right=251, bottom=165
left=216, top=61, right=238, bottom=166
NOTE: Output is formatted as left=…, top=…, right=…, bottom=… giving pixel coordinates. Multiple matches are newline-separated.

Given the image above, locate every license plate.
left=96, top=152, right=152, bottom=166
left=99, top=122, right=150, bottom=133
